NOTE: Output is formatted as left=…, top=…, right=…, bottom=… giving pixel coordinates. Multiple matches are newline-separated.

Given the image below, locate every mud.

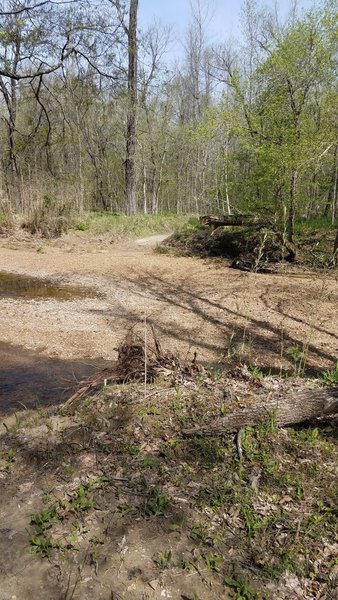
left=0, top=341, right=110, bottom=415
left=0, top=270, right=95, bottom=301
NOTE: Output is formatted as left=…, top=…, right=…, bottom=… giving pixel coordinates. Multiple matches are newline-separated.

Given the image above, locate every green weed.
left=29, top=478, right=106, bottom=557
left=30, top=534, right=60, bottom=557
left=224, top=574, right=258, bottom=599
left=142, top=456, right=156, bottom=468
left=189, top=522, right=209, bottom=544
left=155, top=549, right=173, bottom=569
left=288, top=343, right=306, bottom=372
left=247, top=364, right=264, bottom=378
left=69, top=485, right=94, bottom=512
left=74, top=219, right=90, bottom=231
left=322, top=362, right=338, bottom=385
left=204, top=549, right=223, bottom=571
left=140, top=485, right=170, bottom=517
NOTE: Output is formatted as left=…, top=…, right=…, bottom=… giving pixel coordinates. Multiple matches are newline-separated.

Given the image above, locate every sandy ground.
left=0, top=231, right=337, bottom=373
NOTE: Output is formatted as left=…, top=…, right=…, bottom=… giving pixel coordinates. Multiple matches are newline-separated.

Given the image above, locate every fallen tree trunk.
left=200, top=214, right=297, bottom=262
left=199, top=214, right=268, bottom=228
left=183, top=387, right=338, bottom=436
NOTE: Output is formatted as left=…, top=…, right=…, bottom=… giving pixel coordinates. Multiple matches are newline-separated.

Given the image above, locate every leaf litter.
left=0, top=333, right=337, bottom=600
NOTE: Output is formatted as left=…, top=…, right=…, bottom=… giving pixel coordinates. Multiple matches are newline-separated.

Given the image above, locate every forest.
left=0, top=0, right=337, bottom=247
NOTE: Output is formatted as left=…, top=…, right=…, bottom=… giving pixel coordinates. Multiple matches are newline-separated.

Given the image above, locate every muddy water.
left=0, top=271, right=105, bottom=414
left=0, top=341, right=110, bottom=415
left=0, top=271, right=96, bottom=300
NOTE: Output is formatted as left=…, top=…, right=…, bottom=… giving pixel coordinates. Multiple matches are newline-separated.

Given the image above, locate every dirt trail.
left=0, top=232, right=337, bottom=375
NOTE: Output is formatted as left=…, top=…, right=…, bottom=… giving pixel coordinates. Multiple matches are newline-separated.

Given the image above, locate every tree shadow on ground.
left=0, top=340, right=111, bottom=415
left=118, top=270, right=337, bottom=374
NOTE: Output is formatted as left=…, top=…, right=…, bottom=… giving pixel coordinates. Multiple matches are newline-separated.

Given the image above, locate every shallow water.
left=0, top=341, right=110, bottom=415
left=0, top=271, right=95, bottom=301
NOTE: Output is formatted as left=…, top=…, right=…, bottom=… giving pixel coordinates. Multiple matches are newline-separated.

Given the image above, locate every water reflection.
left=0, top=271, right=95, bottom=301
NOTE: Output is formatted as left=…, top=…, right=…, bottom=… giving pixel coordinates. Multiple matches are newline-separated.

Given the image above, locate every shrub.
left=22, top=194, right=73, bottom=238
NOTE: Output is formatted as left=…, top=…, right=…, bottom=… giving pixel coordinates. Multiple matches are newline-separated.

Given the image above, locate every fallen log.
left=199, top=214, right=297, bottom=262
left=183, top=387, right=338, bottom=436
left=199, top=214, right=269, bottom=228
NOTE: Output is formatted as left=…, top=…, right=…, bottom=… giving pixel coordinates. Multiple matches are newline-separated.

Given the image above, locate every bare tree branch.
left=0, top=0, right=79, bottom=16
left=0, top=45, right=75, bottom=80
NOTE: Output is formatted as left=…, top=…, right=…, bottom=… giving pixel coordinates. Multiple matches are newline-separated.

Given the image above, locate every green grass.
left=321, top=362, right=338, bottom=385
left=294, top=216, right=335, bottom=234
left=73, top=212, right=193, bottom=238
left=6, top=367, right=335, bottom=597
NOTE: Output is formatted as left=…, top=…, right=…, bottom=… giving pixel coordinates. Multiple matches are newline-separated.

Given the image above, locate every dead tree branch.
left=183, top=387, right=338, bottom=436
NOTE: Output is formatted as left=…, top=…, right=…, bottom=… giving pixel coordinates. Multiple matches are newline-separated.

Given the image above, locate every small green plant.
left=29, top=479, right=101, bottom=558
left=190, top=522, right=209, bottom=544
left=224, top=574, right=258, bottom=599
left=322, top=362, right=338, bottom=385
left=31, top=506, right=59, bottom=533
left=142, top=456, right=156, bottom=468
left=170, top=514, right=185, bottom=532
left=117, top=503, right=134, bottom=516
left=30, top=505, right=61, bottom=556
left=0, top=447, right=16, bottom=471
left=42, top=487, right=55, bottom=504
left=155, top=549, right=172, bottom=569
left=241, top=502, right=268, bottom=540
left=69, top=485, right=94, bottom=512
left=140, top=485, right=170, bottom=517
left=288, top=344, right=306, bottom=373
left=74, top=220, right=90, bottom=231
left=6, top=448, right=15, bottom=463
left=248, top=364, right=264, bottom=378
left=220, top=403, right=227, bottom=416
left=171, top=399, right=184, bottom=415
left=128, top=444, right=140, bottom=455
left=204, top=550, right=223, bottom=571
left=30, top=534, right=60, bottom=557
left=191, top=436, right=227, bottom=465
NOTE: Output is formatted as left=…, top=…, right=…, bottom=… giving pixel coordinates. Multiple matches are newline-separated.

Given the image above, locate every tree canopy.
left=0, top=0, right=336, bottom=225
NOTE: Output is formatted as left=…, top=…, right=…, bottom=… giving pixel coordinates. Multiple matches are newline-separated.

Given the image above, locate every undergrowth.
left=1, top=349, right=337, bottom=598
left=22, top=194, right=74, bottom=238
left=161, top=217, right=337, bottom=268
left=73, top=211, right=191, bottom=238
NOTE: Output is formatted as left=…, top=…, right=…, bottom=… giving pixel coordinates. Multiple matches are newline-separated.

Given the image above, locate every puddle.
left=0, top=341, right=110, bottom=415
left=0, top=271, right=95, bottom=300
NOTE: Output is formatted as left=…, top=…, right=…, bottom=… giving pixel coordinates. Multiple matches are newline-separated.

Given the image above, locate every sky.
left=139, top=0, right=318, bottom=61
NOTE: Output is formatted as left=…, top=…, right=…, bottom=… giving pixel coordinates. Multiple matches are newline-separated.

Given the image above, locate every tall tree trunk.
left=223, top=126, right=231, bottom=215
left=75, top=106, right=84, bottom=211
left=333, top=228, right=338, bottom=257
left=288, top=169, right=297, bottom=244
left=142, top=159, right=147, bottom=214
left=332, top=148, right=338, bottom=225
left=0, top=75, right=21, bottom=211
left=125, top=0, right=138, bottom=215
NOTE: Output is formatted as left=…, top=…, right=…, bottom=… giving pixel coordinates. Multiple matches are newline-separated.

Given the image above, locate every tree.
left=211, top=1, right=337, bottom=241
left=0, top=0, right=82, bottom=206
left=125, top=0, right=138, bottom=215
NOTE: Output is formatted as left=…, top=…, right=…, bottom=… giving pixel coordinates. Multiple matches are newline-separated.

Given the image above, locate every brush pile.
left=62, top=327, right=201, bottom=408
